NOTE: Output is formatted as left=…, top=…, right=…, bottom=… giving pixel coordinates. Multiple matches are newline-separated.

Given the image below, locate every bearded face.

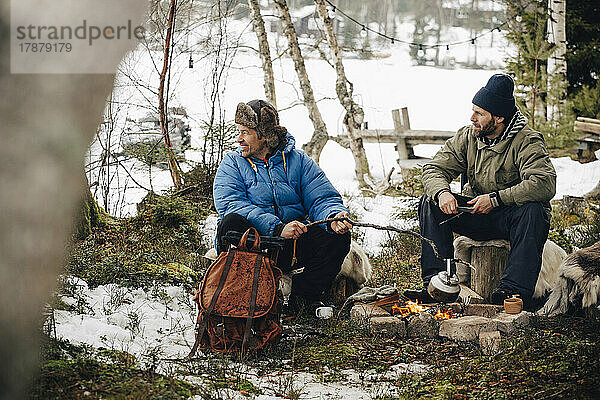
left=471, top=105, right=504, bottom=138
left=473, top=117, right=498, bottom=138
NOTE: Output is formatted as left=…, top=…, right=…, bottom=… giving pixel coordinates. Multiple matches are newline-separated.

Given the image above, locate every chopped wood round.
left=454, top=237, right=510, bottom=302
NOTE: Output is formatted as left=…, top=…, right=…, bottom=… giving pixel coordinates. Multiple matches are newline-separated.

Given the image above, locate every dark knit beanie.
left=234, top=100, right=287, bottom=149
left=472, top=74, right=517, bottom=119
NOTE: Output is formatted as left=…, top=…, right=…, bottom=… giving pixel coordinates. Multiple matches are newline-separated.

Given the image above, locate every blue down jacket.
left=213, top=132, right=347, bottom=236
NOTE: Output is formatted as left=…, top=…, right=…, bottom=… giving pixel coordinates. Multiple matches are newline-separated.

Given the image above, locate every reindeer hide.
left=538, top=241, right=600, bottom=316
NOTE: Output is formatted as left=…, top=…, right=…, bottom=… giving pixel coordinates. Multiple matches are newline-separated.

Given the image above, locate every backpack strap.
left=242, top=253, right=263, bottom=352
left=187, top=250, right=236, bottom=359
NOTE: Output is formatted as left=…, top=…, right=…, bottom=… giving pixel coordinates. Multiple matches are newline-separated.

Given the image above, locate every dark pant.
left=418, top=194, right=550, bottom=300
left=216, top=213, right=351, bottom=301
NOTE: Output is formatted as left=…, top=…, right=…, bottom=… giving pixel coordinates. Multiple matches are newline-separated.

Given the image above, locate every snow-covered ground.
left=53, top=277, right=425, bottom=399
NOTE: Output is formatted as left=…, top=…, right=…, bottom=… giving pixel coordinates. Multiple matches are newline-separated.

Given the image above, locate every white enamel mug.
left=315, top=306, right=334, bottom=319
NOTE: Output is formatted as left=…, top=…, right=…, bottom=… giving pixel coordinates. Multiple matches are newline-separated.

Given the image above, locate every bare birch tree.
left=273, top=0, right=329, bottom=163
left=547, top=0, right=567, bottom=122
left=314, top=0, right=371, bottom=186
left=248, top=0, right=277, bottom=107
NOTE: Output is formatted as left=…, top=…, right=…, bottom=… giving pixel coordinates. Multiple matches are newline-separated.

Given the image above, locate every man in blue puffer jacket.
left=213, top=99, right=352, bottom=311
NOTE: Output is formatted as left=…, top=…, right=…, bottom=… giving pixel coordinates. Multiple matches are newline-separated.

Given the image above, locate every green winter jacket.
left=421, top=124, right=556, bottom=212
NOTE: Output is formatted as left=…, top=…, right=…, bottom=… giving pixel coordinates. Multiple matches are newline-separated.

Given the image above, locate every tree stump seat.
left=454, top=236, right=510, bottom=302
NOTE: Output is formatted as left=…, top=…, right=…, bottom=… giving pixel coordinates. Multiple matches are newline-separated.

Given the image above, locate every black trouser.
left=216, top=213, right=351, bottom=301
left=418, top=194, right=550, bottom=300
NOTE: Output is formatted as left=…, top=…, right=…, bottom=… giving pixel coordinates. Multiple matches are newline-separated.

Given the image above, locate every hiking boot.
left=283, top=292, right=332, bottom=321
left=283, top=293, right=321, bottom=314
left=282, top=294, right=304, bottom=317
left=403, top=287, right=437, bottom=304
left=490, top=287, right=524, bottom=306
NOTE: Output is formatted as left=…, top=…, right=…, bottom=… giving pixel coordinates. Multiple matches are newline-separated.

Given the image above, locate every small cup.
left=315, top=306, right=334, bottom=319
left=504, top=297, right=523, bottom=314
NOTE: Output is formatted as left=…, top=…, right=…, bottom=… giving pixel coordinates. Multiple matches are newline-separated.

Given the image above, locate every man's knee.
left=339, top=231, right=351, bottom=252
left=220, top=213, right=249, bottom=227
left=307, top=229, right=350, bottom=264
left=520, top=202, right=545, bottom=215
left=418, top=194, right=430, bottom=214
left=328, top=231, right=351, bottom=259
left=216, top=213, right=252, bottom=252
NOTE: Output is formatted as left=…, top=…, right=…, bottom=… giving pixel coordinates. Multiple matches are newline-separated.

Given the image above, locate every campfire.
left=367, top=293, right=460, bottom=321
left=391, top=300, right=456, bottom=320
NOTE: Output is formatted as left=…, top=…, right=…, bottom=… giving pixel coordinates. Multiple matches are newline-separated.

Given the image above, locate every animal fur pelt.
left=454, top=237, right=567, bottom=299
left=203, top=240, right=372, bottom=299
left=537, top=241, right=600, bottom=316
left=339, top=239, right=372, bottom=286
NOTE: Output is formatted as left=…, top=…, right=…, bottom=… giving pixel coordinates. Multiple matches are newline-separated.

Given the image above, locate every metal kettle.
left=427, top=259, right=460, bottom=303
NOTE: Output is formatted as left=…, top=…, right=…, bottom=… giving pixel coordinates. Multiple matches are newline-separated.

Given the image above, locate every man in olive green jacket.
left=414, top=74, right=556, bottom=308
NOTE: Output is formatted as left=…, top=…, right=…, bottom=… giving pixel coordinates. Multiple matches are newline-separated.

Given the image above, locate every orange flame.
left=432, top=308, right=455, bottom=320
left=391, top=300, right=455, bottom=320
left=391, top=300, right=429, bottom=318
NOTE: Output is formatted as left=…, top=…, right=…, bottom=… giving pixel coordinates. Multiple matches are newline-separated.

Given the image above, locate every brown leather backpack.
left=188, top=227, right=283, bottom=355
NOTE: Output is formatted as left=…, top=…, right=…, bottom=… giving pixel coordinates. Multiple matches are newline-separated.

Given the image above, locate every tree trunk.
left=435, top=0, right=444, bottom=66
left=471, top=243, right=510, bottom=302
left=273, top=0, right=329, bottom=163
left=314, top=0, right=371, bottom=186
left=248, top=0, right=277, bottom=108
left=158, top=0, right=183, bottom=188
left=75, top=183, right=110, bottom=240
left=547, top=0, right=567, bottom=122
left=0, top=2, right=146, bottom=396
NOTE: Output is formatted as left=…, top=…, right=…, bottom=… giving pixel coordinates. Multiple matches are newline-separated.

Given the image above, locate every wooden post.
left=402, top=107, right=415, bottom=158
left=330, top=275, right=359, bottom=307
left=401, top=107, right=411, bottom=130
left=392, top=109, right=409, bottom=161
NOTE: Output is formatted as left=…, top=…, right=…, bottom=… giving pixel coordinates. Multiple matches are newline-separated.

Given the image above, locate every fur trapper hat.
left=235, top=100, right=287, bottom=149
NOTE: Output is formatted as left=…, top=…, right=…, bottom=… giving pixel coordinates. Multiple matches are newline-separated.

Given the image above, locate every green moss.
left=144, top=195, right=199, bottom=228
left=410, top=316, right=600, bottom=399
left=66, top=193, right=211, bottom=290
left=295, top=341, right=358, bottom=372
left=30, top=336, right=202, bottom=400
left=75, top=188, right=111, bottom=240
left=209, top=376, right=262, bottom=395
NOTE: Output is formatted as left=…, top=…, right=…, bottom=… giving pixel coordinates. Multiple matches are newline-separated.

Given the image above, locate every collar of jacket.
left=238, top=132, right=296, bottom=166
left=477, top=109, right=527, bottom=148
left=474, top=126, right=521, bottom=154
